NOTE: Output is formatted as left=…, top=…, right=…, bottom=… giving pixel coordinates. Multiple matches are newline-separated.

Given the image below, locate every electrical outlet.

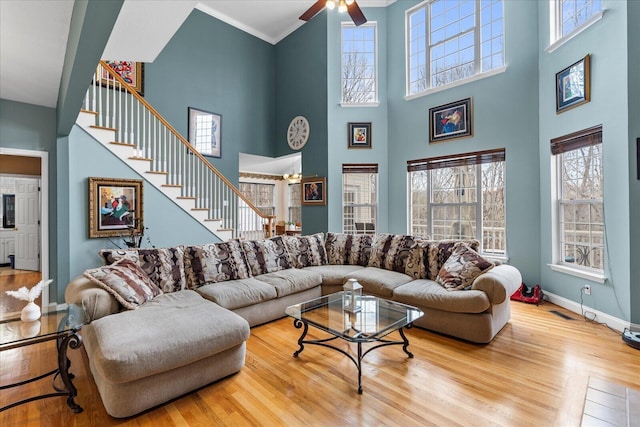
left=583, top=284, right=591, bottom=295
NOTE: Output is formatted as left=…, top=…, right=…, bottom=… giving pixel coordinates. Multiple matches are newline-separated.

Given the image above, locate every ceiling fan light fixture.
left=345, top=0, right=355, bottom=5
left=338, top=0, right=348, bottom=13
left=326, top=0, right=336, bottom=10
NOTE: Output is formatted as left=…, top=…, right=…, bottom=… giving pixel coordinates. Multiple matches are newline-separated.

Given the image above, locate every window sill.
left=546, top=10, right=605, bottom=54
left=548, top=263, right=606, bottom=284
left=340, top=102, right=380, bottom=108
left=404, top=66, right=508, bottom=101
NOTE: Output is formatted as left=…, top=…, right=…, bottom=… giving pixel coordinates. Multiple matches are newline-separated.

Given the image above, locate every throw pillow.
left=435, top=242, right=495, bottom=291
left=241, top=236, right=292, bottom=276
left=367, top=233, right=423, bottom=278
left=84, top=258, right=162, bottom=309
left=424, top=239, right=481, bottom=280
left=99, top=246, right=187, bottom=293
left=284, top=233, right=328, bottom=268
left=184, top=239, right=252, bottom=289
left=325, top=233, right=373, bottom=266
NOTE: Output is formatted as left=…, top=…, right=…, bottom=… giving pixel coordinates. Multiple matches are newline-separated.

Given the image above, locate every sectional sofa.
left=65, top=232, right=521, bottom=417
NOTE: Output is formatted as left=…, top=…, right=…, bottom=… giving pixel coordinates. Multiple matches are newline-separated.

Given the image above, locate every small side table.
left=0, top=304, right=87, bottom=413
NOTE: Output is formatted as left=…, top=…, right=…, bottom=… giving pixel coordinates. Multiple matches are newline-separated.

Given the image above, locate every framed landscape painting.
left=429, top=98, right=473, bottom=143
left=89, top=177, right=143, bottom=238
left=301, top=177, right=327, bottom=206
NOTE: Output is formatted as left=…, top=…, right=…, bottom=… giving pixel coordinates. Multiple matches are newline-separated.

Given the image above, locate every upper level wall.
left=384, top=1, right=541, bottom=284
left=538, top=0, right=631, bottom=321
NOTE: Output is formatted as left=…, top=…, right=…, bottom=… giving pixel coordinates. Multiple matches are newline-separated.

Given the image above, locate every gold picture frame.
left=89, top=177, right=143, bottom=238
left=301, top=177, right=327, bottom=206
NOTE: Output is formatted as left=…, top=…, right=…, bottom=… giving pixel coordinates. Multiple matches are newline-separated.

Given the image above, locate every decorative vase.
left=21, top=301, right=41, bottom=322
left=20, top=320, right=41, bottom=338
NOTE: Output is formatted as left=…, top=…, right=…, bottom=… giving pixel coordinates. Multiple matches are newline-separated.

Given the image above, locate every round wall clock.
left=287, top=115, right=310, bottom=150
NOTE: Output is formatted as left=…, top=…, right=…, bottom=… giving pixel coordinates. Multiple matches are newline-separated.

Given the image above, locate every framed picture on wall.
left=556, top=54, right=590, bottom=113
left=89, top=177, right=143, bottom=238
left=188, top=107, right=222, bottom=158
left=429, top=97, right=473, bottom=143
left=101, top=60, right=144, bottom=95
left=301, top=176, right=326, bottom=206
left=348, top=122, right=372, bottom=148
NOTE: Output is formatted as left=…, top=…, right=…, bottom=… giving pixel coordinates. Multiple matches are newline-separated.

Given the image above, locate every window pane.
left=342, top=23, right=377, bottom=103
left=343, top=170, right=378, bottom=234
left=561, top=0, right=602, bottom=37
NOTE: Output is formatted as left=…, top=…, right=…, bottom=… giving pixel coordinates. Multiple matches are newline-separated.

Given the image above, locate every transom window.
left=552, top=126, right=604, bottom=272
left=555, top=0, right=602, bottom=41
left=406, top=0, right=504, bottom=96
left=341, top=22, right=377, bottom=104
left=342, top=164, right=378, bottom=234
left=408, top=149, right=506, bottom=256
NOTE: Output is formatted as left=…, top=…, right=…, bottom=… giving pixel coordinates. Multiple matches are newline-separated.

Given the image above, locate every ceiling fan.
left=300, top=0, right=367, bottom=26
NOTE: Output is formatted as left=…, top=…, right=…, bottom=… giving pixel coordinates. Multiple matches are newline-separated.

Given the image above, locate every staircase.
left=77, top=61, right=273, bottom=242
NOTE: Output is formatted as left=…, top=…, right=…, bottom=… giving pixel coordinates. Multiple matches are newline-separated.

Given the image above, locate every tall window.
left=288, top=183, right=301, bottom=225
left=239, top=182, right=275, bottom=216
left=407, top=0, right=504, bottom=96
left=408, top=149, right=506, bottom=256
left=553, top=0, right=602, bottom=42
left=343, top=164, right=378, bottom=234
left=552, top=126, right=604, bottom=272
left=342, top=22, right=377, bottom=104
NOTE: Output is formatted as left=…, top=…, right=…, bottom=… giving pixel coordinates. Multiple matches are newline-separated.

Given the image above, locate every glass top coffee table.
left=0, top=304, right=87, bottom=413
left=285, top=292, right=424, bottom=394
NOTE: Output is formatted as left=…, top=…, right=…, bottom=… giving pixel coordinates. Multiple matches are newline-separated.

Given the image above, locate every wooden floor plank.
left=1, top=301, right=639, bottom=426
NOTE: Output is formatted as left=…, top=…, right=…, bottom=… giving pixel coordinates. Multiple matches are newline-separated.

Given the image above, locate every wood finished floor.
left=1, top=300, right=639, bottom=426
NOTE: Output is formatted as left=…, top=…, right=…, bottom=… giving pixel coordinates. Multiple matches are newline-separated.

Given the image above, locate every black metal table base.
left=0, top=331, right=83, bottom=413
left=292, top=319, right=414, bottom=394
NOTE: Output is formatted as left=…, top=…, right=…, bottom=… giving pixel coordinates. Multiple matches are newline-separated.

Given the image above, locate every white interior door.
left=15, top=178, right=40, bottom=271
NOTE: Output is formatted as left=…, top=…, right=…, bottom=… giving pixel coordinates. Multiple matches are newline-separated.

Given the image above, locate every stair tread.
left=129, top=156, right=152, bottom=161
left=90, top=125, right=117, bottom=132
left=191, top=208, right=208, bottom=211
left=177, top=196, right=197, bottom=200
left=162, top=184, right=182, bottom=188
left=146, top=171, right=168, bottom=175
left=205, top=218, right=223, bottom=222
left=110, top=141, right=135, bottom=147
left=81, top=109, right=98, bottom=115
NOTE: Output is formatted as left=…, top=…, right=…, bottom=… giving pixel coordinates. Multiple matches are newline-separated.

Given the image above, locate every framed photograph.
left=429, top=97, right=473, bottom=143
left=89, top=177, right=143, bottom=238
left=556, top=54, right=590, bottom=113
left=301, top=177, right=327, bottom=206
left=348, top=122, right=372, bottom=148
left=101, top=61, right=144, bottom=95
left=637, top=138, right=640, bottom=180
left=188, top=107, right=222, bottom=158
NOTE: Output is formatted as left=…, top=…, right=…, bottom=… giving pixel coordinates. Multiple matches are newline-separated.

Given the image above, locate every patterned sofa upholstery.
left=65, top=232, right=521, bottom=418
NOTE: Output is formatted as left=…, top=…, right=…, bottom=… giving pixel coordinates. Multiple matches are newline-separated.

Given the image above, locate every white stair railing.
left=82, top=61, right=274, bottom=240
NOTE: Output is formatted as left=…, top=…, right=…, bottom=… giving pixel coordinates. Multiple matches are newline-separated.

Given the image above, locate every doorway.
left=0, top=148, right=48, bottom=320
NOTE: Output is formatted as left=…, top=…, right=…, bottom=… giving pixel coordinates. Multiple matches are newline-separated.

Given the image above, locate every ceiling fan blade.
left=300, top=0, right=326, bottom=21
left=348, top=1, right=368, bottom=26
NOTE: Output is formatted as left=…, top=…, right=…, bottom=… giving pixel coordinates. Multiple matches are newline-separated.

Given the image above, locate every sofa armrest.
left=470, top=264, right=522, bottom=305
left=64, top=275, right=121, bottom=322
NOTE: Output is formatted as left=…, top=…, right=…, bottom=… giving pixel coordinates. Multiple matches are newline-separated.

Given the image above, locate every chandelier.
left=283, top=173, right=302, bottom=184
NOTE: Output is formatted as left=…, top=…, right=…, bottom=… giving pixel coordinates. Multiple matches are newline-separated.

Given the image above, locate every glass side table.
left=0, top=304, right=87, bottom=413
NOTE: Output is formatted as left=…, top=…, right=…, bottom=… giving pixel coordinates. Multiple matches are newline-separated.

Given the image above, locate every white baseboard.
left=543, top=291, right=634, bottom=332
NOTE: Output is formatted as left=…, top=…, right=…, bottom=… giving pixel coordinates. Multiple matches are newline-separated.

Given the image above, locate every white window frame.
left=548, top=126, right=605, bottom=282
left=405, top=0, right=506, bottom=99
left=342, top=164, right=378, bottom=234
left=408, top=149, right=507, bottom=259
left=288, top=183, right=301, bottom=225
left=547, top=0, right=604, bottom=53
left=341, top=22, right=379, bottom=106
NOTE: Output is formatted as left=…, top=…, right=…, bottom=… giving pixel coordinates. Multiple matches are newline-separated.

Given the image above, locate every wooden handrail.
left=98, top=61, right=270, bottom=220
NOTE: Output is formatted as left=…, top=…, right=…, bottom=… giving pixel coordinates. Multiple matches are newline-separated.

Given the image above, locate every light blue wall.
left=144, top=10, right=276, bottom=186
left=275, top=12, right=329, bottom=235
left=326, top=8, right=389, bottom=233
left=64, top=125, right=220, bottom=301
left=385, top=1, right=541, bottom=284
left=0, top=99, right=58, bottom=297
left=538, top=0, right=631, bottom=321
left=628, top=0, right=640, bottom=326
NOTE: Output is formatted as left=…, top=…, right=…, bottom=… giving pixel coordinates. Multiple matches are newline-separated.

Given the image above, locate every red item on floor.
left=510, top=283, right=544, bottom=305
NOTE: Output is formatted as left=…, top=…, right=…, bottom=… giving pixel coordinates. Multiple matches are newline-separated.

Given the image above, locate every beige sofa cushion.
left=393, top=280, right=491, bottom=314
left=256, top=268, right=322, bottom=298
left=303, top=265, right=366, bottom=286
left=85, top=290, right=250, bottom=384
left=196, top=277, right=277, bottom=310
left=347, top=267, right=413, bottom=298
